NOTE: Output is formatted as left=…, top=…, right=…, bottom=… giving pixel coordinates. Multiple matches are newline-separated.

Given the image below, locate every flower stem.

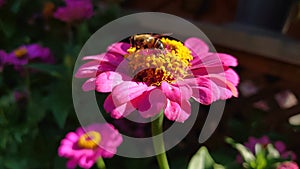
left=25, top=67, right=31, bottom=100
left=96, top=157, right=106, bottom=169
left=151, top=112, right=170, bottom=169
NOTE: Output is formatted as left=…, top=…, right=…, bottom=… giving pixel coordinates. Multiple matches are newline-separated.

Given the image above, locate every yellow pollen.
left=126, top=38, right=193, bottom=86
left=14, top=48, right=28, bottom=58
left=78, top=131, right=101, bottom=149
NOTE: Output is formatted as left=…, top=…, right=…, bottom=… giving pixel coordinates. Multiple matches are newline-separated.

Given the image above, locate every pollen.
left=126, top=38, right=193, bottom=86
left=77, top=131, right=101, bottom=149
left=14, top=47, right=28, bottom=58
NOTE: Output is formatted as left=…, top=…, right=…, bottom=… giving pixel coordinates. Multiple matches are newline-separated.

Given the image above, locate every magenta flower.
left=0, top=0, right=5, bottom=7
left=244, top=136, right=297, bottom=160
left=75, top=37, right=239, bottom=122
left=5, top=44, right=54, bottom=70
left=58, top=123, right=123, bottom=169
left=277, top=162, right=299, bottom=169
left=54, top=0, right=93, bottom=23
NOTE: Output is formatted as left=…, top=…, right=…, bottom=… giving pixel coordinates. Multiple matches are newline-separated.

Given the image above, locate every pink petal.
left=82, top=78, right=96, bottom=91
left=58, top=144, right=73, bottom=157
left=104, top=94, right=135, bottom=119
left=218, top=53, right=238, bottom=67
left=191, top=53, right=226, bottom=74
left=206, top=74, right=239, bottom=98
left=66, top=159, right=78, bottom=169
left=133, top=88, right=167, bottom=118
left=110, top=81, right=151, bottom=106
left=66, top=132, right=79, bottom=142
left=95, top=71, right=129, bottom=92
left=164, top=99, right=191, bottom=122
left=78, top=156, right=95, bottom=169
left=75, top=60, right=99, bottom=78
left=225, top=68, right=240, bottom=86
left=111, top=102, right=135, bottom=119
left=82, top=53, right=105, bottom=61
left=184, top=37, right=209, bottom=56
left=97, top=124, right=123, bottom=148
left=184, top=77, right=220, bottom=105
left=161, top=82, right=192, bottom=104
left=60, top=139, right=74, bottom=146
left=107, top=42, right=130, bottom=56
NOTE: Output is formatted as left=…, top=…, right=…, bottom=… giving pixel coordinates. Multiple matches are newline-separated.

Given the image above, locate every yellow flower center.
left=126, top=38, right=193, bottom=86
left=43, top=2, right=55, bottom=18
left=14, top=48, right=28, bottom=58
left=77, top=131, right=101, bottom=149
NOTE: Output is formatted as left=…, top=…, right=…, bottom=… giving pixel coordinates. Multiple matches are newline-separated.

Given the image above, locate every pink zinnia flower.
left=75, top=37, right=239, bottom=122
left=54, top=0, right=93, bottom=23
left=5, top=44, right=54, bottom=70
left=243, top=136, right=297, bottom=160
left=58, top=123, right=123, bottom=169
left=277, top=162, right=299, bottom=169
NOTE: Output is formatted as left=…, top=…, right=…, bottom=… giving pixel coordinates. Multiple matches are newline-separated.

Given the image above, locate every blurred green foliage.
left=0, top=0, right=122, bottom=168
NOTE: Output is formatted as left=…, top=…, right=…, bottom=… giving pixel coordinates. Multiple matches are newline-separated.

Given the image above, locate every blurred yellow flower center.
left=14, top=48, right=28, bottom=58
left=78, top=131, right=101, bottom=149
left=43, top=2, right=55, bottom=18
left=126, top=38, right=193, bottom=86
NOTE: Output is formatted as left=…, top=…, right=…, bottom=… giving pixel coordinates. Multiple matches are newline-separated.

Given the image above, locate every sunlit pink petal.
left=82, top=78, right=96, bottom=91
left=164, top=99, right=191, bottom=122
left=184, top=37, right=209, bottom=56
left=95, top=71, right=130, bottom=92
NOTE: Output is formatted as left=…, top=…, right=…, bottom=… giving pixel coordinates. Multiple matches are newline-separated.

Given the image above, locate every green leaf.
left=0, top=18, right=16, bottom=38
left=188, top=147, right=225, bottom=169
left=11, top=0, right=23, bottom=13
left=26, top=101, right=47, bottom=125
left=44, top=87, right=71, bottom=129
left=26, top=63, right=63, bottom=78
left=226, top=137, right=255, bottom=163
left=96, top=157, right=106, bottom=169
left=255, top=150, right=267, bottom=169
left=4, top=158, right=27, bottom=169
left=266, top=144, right=280, bottom=159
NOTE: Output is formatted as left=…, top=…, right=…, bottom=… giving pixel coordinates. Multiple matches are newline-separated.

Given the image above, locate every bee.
left=129, top=33, right=172, bottom=50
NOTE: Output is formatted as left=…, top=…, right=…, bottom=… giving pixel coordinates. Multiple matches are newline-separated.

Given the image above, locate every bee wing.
left=161, top=33, right=173, bottom=36
left=153, top=33, right=173, bottom=38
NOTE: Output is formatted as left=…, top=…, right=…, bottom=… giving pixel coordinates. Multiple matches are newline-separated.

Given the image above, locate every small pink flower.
left=13, top=90, right=28, bottom=103
left=243, top=136, right=297, bottom=160
left=54, top=0, right=93, bottom=23
left=5, top=44, right=54, bottom=70
left=75, top=37, right=239, bottom=122
left=58, top=123, right=122, bottom=169
left=277, top=162, right=299, bottom=169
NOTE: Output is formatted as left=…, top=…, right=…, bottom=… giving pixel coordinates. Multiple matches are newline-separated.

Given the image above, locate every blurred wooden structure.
left=196, top=23, right=300, bottom=159
left=121, top=0, right=300, bottom=160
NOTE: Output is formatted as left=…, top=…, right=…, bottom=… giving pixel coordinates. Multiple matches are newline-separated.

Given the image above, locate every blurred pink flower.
left=58, top=123, right=122, bottom=169
left=5, top=44, right=54, bottom=70
left=277, top=162, right=299, bottom=169
left=0, top=0, right=5, bottom=7
left=75, top=37, right=239, bottom=122
left=54, top=0, right=93, bottom=23
left=13, top=90, right=28, bottom=103
left=243, top=136, right=297, bottom=160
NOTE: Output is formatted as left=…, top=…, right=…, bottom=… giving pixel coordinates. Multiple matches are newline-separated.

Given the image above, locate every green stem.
left=96, top=157, right=106, bottom=169
left=25, top=67, right=31, bottom=100
left=151, top=112, right=170, bottom=169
